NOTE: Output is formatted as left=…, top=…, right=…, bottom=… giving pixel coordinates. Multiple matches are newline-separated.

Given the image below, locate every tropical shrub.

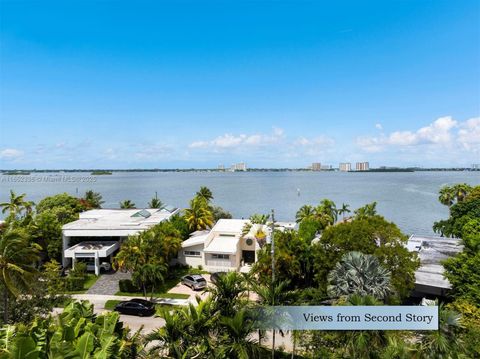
left=36, top=193, right=85, bottom=214
left=312, top=215, right=419, bottom=301
left=119, top=279, right=139, bottom=293
left=65, top=276, right=85, bottom=291
left=327, top=251, right=392, bottom=300
left=0, top=301, right=141, bottom=358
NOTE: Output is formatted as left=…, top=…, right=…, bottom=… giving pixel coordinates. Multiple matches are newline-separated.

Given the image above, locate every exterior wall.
left=205, top=253, right=237, bottom=272
left=238, top=236, right=257, bottom=265
left=177, top=244, right=204, bottom=268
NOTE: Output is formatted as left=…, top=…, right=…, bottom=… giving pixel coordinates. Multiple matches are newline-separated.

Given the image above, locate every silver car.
left=181, top=274, right=207, bottom=290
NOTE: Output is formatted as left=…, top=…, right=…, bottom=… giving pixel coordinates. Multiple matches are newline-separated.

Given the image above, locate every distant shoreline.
left=1, top=168, right=478, bottom=174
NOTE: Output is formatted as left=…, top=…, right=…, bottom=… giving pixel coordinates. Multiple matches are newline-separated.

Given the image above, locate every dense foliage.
left=0, top=301, right=141, bottom=358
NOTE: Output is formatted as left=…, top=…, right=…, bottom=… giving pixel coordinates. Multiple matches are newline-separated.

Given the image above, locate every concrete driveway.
left=168, top=273, right=211, bottom=301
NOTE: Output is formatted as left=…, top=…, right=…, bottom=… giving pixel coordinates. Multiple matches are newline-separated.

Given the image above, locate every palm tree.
left=217, top=309, right=262, bottom=359
left=146, top=308, right=189, bottom=357
left=338, top=203, right=351, bottom=221
left=83, top=190, right=104, bottom=209
left=206, top=271, right=247, bottom=317
left=438, top=186, right=455, bottom=207
left=250, top=280, right=295, bottom=354
left=249, top=213, right=269, bottom=224
left=420, top=304, right=463, bottom=358
left=327, top=251, right=391, bottom=300
left=147, top=299, right=215, bottom=357
left=0, top=228, right=40, bottom=322
left=148, top=196, right=164, bottom=209
left=113, top=235, right=145, bottom=272
left=295, top=205, right=314, bottom=223
left=150, top=221, right=183, bottom=263
left=242, top=214, right=270, bottom=240
left=184, top=197, right=214, bottom=231
left=354, top=201, right=378, bottom=219
left=132, top=262, right=167, bottom=299
left=452, top=183, right=471, bottom=203
left=119, top=199, right=136, bottom=209
left=196, top=186, right=214, bottom=202
left=317, top=199, right=338, bottom=222
left=0, top=190, right=31, bottom=217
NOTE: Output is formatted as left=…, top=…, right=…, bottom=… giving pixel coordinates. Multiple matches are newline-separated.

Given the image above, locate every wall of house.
left=205, top=253, right=237, bottom=272
left=177, top=244, right=204, bottom=268
left=238, top=236, right=257, bottom=264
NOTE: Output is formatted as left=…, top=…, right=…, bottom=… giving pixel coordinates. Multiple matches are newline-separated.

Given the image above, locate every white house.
left=177, top=219, right=297, bottom=273
left=62, top=207, right=179, bottom=275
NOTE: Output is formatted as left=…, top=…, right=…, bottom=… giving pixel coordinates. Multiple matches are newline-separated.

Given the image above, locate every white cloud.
left=357, top=116, right=460, bottom=152
left=375, top=123, right=383, bottom=130
left=189, top=128, right=285, bottom=150
left=458, top=117, right=480, bottom=152
left=0, top=148, right=24, bottom=160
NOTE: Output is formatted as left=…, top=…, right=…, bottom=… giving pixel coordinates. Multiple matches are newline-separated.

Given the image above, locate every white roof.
left=211, top=219, right=249, bottom=233
left=408, top=235, right=463, bottom=289
left=62, top=208, right=179, bottom=237
left=182, top=233, right=209, bottom=248
left=204, top=235, right=239, bottom=254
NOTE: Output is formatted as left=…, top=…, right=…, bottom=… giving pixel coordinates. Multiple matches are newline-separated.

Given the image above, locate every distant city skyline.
left=0, top=1, right=479, bottom=169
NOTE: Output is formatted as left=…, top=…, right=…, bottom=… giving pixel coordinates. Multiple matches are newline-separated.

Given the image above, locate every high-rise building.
left=231, top=162, right=247, bottom=171
left=218, top=164, right=225, bottom=171
left=472, top=164, right=480, bottom=170
left=356, top=162, right=370, bottom=171
left=339, top=163, right=352, bottom=172
left=311, top=162, right=322, bottom=171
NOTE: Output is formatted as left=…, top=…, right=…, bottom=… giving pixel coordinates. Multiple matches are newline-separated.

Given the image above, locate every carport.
left=64, top=241, right=119, bottom=275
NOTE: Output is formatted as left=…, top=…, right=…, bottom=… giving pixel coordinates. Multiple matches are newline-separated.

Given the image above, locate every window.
left=212, top=254, right=230, bottom=260
left=184, top=251, right=201, bottom=256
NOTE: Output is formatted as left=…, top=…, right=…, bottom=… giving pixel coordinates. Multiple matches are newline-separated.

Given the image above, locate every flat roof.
left=62, top=208, right=179, bottom=237
left=64, top=241, right=120, bottom=258
left=408, top=235, right=463, bottom=289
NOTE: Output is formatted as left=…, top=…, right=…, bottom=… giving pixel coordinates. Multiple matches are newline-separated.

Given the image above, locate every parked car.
left=181, top=274, right=207, bottom=290
left=210, top=272, right=227, bottom=285
left=85, top=261, right=111, bottom=273
left=114, top=299, right=156, bottom=317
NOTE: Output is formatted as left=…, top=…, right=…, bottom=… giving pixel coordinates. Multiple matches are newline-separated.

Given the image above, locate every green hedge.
left=65, top=276, right=85, bottom=291
left=118, top=279, right=139, bottom=293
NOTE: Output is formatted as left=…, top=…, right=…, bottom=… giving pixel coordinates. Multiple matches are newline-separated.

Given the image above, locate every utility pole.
left=271, top=208, right=275, bottom=359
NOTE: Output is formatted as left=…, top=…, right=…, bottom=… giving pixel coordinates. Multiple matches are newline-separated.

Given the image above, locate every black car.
left=210, top=272, right=227, bottom=285
left=114, top=299, right=156, bottom=317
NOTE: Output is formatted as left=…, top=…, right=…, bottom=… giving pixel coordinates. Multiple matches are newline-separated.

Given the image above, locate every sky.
left=0, top=0, right=479, bottom=169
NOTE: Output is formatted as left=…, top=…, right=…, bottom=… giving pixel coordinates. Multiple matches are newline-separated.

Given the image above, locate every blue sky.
left=0, top=0, right=479, bottom=169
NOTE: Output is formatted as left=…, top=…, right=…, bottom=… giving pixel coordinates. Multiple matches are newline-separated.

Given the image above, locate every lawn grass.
left=104, top=299, right=121, bottom=310
left=64, top=274, right=99, bottom=294
left=115, top=266, right=206, bottom=299
left=115, top=292, right=190, bottom=299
